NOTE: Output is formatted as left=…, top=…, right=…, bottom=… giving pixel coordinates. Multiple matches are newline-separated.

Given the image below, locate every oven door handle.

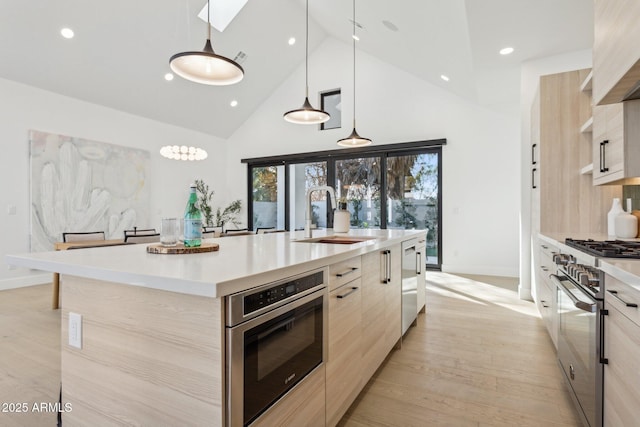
left=550, top=274, right=597, bottom=313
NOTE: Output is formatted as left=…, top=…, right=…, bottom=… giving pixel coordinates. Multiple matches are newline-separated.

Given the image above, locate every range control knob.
left=553, top=253, right=572, bottom=266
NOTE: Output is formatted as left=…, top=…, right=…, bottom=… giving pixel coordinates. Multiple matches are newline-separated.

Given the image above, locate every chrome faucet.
left=305, top=185, right=337, bottom=238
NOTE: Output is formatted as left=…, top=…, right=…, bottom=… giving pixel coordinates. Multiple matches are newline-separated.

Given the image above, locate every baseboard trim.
left=0, top=274, right=50, bottom=291
left=440, top=263, right=519, bottom=278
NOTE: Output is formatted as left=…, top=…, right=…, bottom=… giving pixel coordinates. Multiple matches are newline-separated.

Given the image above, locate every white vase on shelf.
left=608, top=198, right=624, bottom=237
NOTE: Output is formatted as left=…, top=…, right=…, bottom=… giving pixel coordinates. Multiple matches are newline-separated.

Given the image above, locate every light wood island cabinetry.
left=6, top=230, right=424, bottom=427
left=326, top=277, right=363, bottom=426
left=360, top=246, right=402, bottom=383
left=61, top=276, right=225, bottom=427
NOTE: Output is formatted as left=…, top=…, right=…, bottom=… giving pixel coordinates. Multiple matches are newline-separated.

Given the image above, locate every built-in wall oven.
left=225, top=268, right=327, bottom=426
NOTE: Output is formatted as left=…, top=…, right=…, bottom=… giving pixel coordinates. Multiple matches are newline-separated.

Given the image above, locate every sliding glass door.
left=334, top=157, right=381, bottom=229
left=386, top=152, right=440, bottom=268
left=245, top=140, right=443, bottom=269
left=251, top=165, right=285, bottom=230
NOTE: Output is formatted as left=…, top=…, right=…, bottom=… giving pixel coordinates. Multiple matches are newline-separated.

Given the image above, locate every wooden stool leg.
left=52, top=273, right=60, bottom=309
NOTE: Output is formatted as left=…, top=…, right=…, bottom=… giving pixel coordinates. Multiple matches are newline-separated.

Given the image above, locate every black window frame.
left=243, top=138, right=444, bottom=269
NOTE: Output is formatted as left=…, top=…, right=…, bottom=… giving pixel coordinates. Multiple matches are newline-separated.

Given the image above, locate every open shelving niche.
left=580, top=70, right=594, bottom=175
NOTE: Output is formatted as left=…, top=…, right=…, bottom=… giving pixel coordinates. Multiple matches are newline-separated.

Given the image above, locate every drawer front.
left=539, top=241, right=559, bottom=268
left=328, top=257, right=362, bottom=291
left=605, top=275, right=640, bottom=328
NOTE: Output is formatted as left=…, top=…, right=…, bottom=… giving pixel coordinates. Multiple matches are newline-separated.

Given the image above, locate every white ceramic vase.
left=608, top=198, right=624, bottom=237
left=334, top=210, right=350, bottom=233
left=615, top=198, right=638, bottom=239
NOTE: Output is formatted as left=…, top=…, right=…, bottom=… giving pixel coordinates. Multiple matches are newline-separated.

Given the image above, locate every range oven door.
left=226, top=289, right=326, bottom=426
left=552, top=274, right=601, bottom=427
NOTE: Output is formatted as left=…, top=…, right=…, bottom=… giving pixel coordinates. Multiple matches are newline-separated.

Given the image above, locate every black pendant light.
left=337, top=0, right=371, bottom=147
left=283, top=0, right=330, bottom=124
left=169, top=0, right=244, bottom=86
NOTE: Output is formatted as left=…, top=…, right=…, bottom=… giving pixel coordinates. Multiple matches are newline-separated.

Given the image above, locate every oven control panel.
left=243, top=271, right=324, bottom=316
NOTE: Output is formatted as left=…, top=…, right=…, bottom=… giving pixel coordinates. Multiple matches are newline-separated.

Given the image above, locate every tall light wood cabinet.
left=532, top=69, right=618, bottom=236
left=592, top=100, right=640, bottom=185
left=593, top=0, right=640, bottom=105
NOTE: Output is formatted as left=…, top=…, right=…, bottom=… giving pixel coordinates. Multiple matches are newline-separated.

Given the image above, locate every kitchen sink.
left=293, top=235, right=377, bottom=244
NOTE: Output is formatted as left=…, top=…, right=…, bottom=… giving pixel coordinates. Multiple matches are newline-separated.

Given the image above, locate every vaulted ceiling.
left=0, top=0, right=593, bottom=139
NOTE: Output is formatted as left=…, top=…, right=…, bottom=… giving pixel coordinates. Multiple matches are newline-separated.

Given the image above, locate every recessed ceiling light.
left=230, top=100, right=238, bottom=107
left=288, top=37, right=296, bottom=46
left=440, top=75, right=450, bottom=82
left=60, top=28, right=74, bottom=39
left=164, top=73, right=174, bottom=81
left=500, top=47, right=514, bottom=55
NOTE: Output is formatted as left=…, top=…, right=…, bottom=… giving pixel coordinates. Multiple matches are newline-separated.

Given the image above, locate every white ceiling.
left=0, top=0, right=593, bottom=139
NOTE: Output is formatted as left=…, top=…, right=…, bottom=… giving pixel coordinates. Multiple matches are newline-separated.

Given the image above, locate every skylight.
left=197, top=0, right=248, bottom=32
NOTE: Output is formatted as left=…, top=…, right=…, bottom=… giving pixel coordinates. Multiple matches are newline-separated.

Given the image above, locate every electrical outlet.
left=7, top=205, right=16, bottom=215
left=68, top=312, right=82, bottom=349
left=7, top=264, right=16, bottom=270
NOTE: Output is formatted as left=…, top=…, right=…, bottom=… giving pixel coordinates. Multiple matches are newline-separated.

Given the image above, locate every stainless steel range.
left=550, top=238, right=640, bottom=427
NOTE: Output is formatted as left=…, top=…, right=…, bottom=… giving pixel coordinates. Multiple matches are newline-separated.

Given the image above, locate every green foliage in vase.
left=195, top=179, right=242, bottom=228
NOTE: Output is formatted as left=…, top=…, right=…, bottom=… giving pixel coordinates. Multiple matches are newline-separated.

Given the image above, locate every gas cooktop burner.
left=565, top=238, right=640, bottom=258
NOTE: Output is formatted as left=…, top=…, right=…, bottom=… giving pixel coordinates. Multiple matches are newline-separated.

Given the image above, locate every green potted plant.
left=195, top=179, right=242, bottom=230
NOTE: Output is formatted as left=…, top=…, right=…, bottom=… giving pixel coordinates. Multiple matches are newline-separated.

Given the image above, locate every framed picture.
left=320, top=89, right=341, bottom=130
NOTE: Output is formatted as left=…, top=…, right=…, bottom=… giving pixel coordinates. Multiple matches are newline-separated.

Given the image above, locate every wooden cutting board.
left=146, top=242, right=219, bottom=254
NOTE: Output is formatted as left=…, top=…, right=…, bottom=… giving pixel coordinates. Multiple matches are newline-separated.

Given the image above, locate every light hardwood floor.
left=339, top=272, right=581, bottom=427
left=0, top=274, right=581, bottom=426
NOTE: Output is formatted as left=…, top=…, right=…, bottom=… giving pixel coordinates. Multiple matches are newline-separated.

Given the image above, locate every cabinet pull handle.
left=600, top=309, right=609, bottom=364
left=532, top=168, right=537, bottom=189
left=531, top=143, right=537, bottom=165
left=541, top=266, right=548, bottom=271
left=416, top=251, right=422, bottom=275
left=382, top=250, right=391, bottom=284
left=336, top=286, right=359, bottom=299
left=541, top=245, right=548, bottom=249
left=600, top=140, right=609, bottom=172
left=607, top=290, right=638, bottom=307
left=336, top=267, right=358, bottom=278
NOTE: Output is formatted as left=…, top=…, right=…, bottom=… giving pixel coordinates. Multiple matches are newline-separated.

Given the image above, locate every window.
left=289, top=161, right=327, bottom=230
left=252, top=165, right=285, bottom=230
left=335, top=157, right=381, bottom=229
left=319, top=89, right=341, bottom=130
left=386, top=152, right=440, bottom=266
left=244, top=139, right=444, bottom=269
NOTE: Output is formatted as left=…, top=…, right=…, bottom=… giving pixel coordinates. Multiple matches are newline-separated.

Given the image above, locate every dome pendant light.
left=338, top=0, right=371, bottom=147
left=283, top=0, right=330, bottom=124
left=169, top=0, right=244, bottom=86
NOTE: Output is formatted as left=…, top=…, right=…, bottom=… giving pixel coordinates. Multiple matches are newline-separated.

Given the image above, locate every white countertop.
left=6, top=229, right=425, bottom=298
left=599, top=259, right=640, bottom=292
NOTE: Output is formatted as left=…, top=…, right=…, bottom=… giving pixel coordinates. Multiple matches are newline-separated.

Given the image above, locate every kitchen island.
left=6, top=229, right=425, bottom=427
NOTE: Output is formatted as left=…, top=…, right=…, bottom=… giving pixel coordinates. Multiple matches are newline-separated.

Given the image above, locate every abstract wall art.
left=29, top=130, right=150, bottom=252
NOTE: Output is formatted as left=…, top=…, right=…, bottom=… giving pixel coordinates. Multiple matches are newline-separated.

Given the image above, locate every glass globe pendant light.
left=337, top=0, right=372, bottom=147
left=283, top=0, right=330, bottom=124
left=169, top=0, right=244, bottom=86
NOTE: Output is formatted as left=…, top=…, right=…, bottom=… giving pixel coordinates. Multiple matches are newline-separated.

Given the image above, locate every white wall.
left=518, top=49, right=592, bottom=299
left=227, top=38, right=521, bottom=277
left=0, top=78, right=228, bottom=290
